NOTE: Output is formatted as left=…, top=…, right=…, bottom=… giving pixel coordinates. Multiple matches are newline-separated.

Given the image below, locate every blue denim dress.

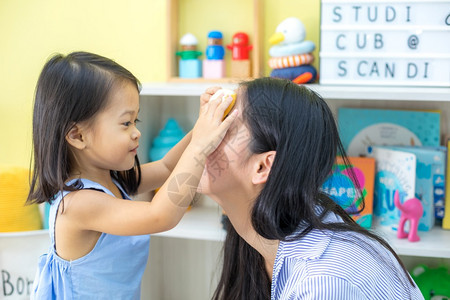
left=31, top=179, right=150, bottom=299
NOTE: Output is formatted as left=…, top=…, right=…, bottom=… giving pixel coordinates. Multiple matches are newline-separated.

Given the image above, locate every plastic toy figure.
left=176, top=33, right=202, bottom=78
left=206, top=30, right=225, bottom=60
left=394, top=190, right=423, bottom=242
left=227, top=32, right=252, bottom=60
left=226, top=32, right=253, bottom=78
left=203, top=30, right=225, bottom=78
left=176, top=33, right=202, bottom=60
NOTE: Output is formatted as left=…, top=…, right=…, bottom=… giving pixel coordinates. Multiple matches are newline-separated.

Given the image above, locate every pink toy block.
left=394, top=190, right=424, bottom=242
left=203, top=59, right=225, bottom=79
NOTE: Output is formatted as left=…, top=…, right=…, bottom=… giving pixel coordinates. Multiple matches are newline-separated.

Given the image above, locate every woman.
left=199, top=77, right=423, bottom=299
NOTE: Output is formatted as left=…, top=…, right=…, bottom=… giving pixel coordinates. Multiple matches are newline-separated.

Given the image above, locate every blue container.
left=149, top=119, right=185, bottom=161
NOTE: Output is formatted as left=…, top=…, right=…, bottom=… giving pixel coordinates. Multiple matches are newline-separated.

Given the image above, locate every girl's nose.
left=132, top=128, right=141, bottom=140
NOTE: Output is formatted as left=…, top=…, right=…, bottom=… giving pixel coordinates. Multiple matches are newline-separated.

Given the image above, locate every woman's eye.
left=123, top=121, right=131, bottom=127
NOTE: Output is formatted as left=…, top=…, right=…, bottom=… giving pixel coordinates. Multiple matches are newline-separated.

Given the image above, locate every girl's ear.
left=252, top=151, right=276, bottom=185
left=65, top=124, right=86, bottom=150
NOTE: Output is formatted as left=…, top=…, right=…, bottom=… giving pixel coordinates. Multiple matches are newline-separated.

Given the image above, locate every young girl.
left=27, top=51, right=237, bottom=299
left=199, top=77, right=424, bottom=299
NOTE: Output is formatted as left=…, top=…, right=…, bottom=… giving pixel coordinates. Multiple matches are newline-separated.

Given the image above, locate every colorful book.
left=367, top=146, right=416, bottom=229
left=443, top=139, right=450, bottom=230
left=338, top=108, right=441, bottom=157
left=380, top=146, right=446, bottom=231
left=322, top=156, right=375, bottom=228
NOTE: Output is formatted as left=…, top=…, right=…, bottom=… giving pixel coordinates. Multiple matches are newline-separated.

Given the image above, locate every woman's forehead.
left=234, top=86, right=246, bottom=113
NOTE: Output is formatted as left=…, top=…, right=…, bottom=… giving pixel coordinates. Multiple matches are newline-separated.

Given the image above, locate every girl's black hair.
left=27, top=51, right=141, bottom=205
left=213, top=77, right=413, bottom=300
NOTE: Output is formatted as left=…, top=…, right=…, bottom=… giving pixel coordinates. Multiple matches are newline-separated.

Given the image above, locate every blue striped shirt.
left=271, top=212, right=424, bottom=299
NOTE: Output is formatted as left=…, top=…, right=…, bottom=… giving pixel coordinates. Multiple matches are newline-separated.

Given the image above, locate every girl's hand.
left=191, top=87, right=238, bottom=157
left=200, top=86, right=222, bottom=106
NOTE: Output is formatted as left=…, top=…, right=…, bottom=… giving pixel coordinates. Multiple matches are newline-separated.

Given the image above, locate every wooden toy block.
left=231, top=59, right=251, bottom=78
left=203, top=59, right=225, bottom=79
left=179, top=59, right=202, bottom=78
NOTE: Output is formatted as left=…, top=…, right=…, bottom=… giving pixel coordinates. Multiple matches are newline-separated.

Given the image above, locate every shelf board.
left=4, top=207, right=449, bottom=258
left=375, top=223, right=450, bottom=259
left=309, top=84, right=450, bottom=102
left=153, top=206, right=226, bottom=242
left=140, top=82, right=450, bottom=101
left=140, top=82, right=237, bottom=96
left=0, top=229, right=49, bottom=238
left=154, top=206, right=450, bottom=259
left=167, top=77, right=253, bottom=84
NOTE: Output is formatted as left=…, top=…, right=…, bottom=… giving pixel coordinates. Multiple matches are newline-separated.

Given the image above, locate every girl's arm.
left=62, top=87, right=237, bottom=236
left=137, top=130, right=192, bottom=194
left=137, top=87, right=221, bottom=194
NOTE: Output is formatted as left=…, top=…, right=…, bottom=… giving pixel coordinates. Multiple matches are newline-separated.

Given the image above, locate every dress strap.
left=48, top=178, right=130, bottom=244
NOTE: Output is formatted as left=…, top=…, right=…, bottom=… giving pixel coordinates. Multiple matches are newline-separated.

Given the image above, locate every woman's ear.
left=252, top=151, right=276, bottom=185
left=65, top=124, right=86, bottom=150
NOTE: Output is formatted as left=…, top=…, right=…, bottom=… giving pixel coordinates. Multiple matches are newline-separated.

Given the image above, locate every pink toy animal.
left=394, top=190, right=423, bottom=242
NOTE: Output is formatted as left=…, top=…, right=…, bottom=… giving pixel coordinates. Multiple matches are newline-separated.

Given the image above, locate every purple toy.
left=394, top=190, right=423, bottom=242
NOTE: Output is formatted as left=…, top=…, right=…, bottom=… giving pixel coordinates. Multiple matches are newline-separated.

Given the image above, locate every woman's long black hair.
left=213, top=77, right=413, bottom=300
left=27, top=51, right=141, bottom=205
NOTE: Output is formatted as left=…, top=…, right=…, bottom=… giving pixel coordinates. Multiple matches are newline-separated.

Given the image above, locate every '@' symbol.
left=408, top=35, right=419, bottom=50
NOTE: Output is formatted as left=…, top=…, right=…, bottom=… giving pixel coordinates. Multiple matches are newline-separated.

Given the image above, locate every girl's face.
left=199, top=91, right=254, bottom=203
left=82, top=81, right=141, bottom=172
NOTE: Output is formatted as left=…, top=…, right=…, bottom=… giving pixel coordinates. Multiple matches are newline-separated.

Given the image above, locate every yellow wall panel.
left=0, top=0, right=168, bottom=167
left=0, top=0, right=320, bottom=167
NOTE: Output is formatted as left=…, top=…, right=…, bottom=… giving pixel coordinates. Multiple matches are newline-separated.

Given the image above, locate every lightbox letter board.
left=320, top=1, right=450, bottom=87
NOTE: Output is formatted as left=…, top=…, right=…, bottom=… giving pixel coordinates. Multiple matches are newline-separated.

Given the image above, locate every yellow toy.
left=210, top=89, right=236, bottom=119
left=0, top=167, right=42, bottom=231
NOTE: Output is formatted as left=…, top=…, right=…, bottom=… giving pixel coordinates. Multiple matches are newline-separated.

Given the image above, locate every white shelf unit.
left=136, top=82, right=450, bottom=299
left=153, top=203, right=450, bottom=259
left=139, top=82, right=450, bottom=257
left=141, top=82, right=450, bottom=101
left=153, top=203, right=226, bottom=242
left=3, top=88, right=447, bottom=299
left=6, top=203, right=449, bottom=259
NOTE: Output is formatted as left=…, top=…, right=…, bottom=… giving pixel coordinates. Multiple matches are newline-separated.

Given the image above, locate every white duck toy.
left=269, top=17, right=315, bottom=57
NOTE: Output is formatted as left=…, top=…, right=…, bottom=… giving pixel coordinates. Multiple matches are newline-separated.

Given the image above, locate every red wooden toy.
left=227, top=32, right=253, bottom=60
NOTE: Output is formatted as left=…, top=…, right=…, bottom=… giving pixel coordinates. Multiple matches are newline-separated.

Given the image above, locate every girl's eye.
left=123, top=119, right=140, bottom=127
